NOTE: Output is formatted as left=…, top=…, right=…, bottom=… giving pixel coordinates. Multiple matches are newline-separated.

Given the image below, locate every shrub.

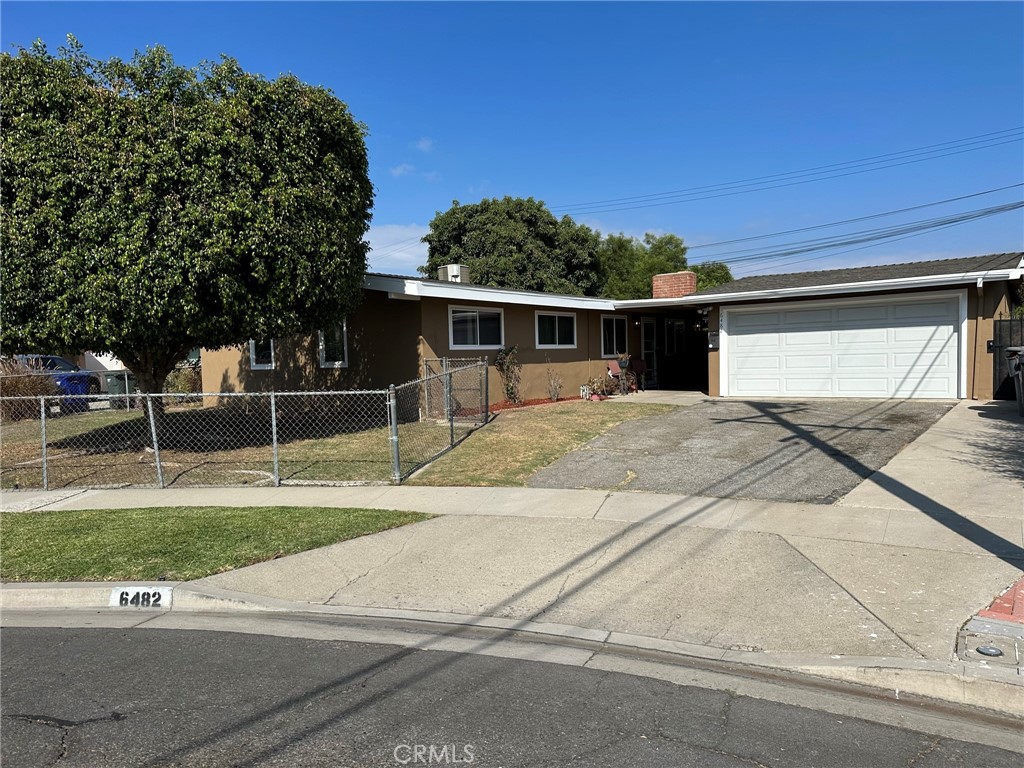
left=494, top=345, right=522, bottom=404
left=585, top=375, right=610, bottom=397
left=163, top=364, right=202, bottom=394
left=545, top=358, right=563, bottom=402
left=0, top=359, right=60, bottom=420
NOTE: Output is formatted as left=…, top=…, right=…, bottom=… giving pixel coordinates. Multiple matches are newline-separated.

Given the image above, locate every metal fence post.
left=270, top=391, right=280, bottom=486
left=387, top=385, right=401, bottom=484
left=39, top=396, right=48, bottom=491
left=424, top=359, right=431, bottom=418
left=478, top=357, right=485, bottom=425
left=483, top=359, right=490, bottom=424
left=442, top=357, right=450, bottom=421
left=446, top=370, right=455, bottom=447
left=145, top=395, right=165, bottom=489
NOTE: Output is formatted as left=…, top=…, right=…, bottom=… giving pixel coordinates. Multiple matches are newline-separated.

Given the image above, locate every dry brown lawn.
left=408, top=399, right=674, bottom=487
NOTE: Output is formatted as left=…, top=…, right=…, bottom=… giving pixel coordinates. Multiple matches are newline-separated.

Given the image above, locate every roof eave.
left=614, top=269, right=1023, bottom=308
left=364, top=274, right=618, bottom=311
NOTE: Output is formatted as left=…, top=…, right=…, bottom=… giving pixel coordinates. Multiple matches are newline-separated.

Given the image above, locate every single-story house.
left=201, top=252, right=1023, bottom=403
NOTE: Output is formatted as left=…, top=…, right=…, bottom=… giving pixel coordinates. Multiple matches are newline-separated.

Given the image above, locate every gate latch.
left=987, top=339, right=994, bottom=353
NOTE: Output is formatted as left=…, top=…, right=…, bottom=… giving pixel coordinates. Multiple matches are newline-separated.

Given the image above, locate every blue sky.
left=3, top=1, right=1022, bottom=278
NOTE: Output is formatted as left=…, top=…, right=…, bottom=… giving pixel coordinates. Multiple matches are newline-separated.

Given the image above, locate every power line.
left=552, top=127, right=1021, bottom=210
left=690, top=201, right=1023, bottom=268
left=550, top=130, right=1023, bottom=216
left=732, top=219, right=1002, bottom=277
left=686, top=184, right=1022, bottom=251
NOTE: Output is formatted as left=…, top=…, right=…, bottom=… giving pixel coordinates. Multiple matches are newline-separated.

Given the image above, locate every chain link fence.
left=0, top=362, right=488, bottom=491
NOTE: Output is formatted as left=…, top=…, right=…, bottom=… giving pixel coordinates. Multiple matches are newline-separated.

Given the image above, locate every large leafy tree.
left=597, top=232, right=733, bottom=299
left=1, top=38, right=373, bottom=393
left=419, top=197, right=602, bottom=296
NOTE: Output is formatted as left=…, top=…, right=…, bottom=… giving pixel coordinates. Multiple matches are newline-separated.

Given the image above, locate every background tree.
left=419, top=197, right=602, bottom=296
left=1, top=38, right=373, bottom=394
left=596, top=232, right=733, bottom=299
left=692, top=261, right=735, bottom=293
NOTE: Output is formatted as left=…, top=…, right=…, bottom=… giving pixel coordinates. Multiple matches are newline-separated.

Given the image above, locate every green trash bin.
left=104, top=371, right=137, bottom=409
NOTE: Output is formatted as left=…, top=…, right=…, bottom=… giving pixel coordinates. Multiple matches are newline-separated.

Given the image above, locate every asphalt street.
left=529, top=399, right=953, bottom=502
left=2, top=627, right=1019, bottom=768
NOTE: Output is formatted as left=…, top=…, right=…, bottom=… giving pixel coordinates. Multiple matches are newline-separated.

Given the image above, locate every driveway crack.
left=528, top=536, right=618, bottom=620
left=323, top=528, right=416, bottom=605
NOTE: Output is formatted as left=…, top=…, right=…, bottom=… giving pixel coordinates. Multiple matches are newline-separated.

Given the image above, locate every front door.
left=641, top=317, right=658, bottom=389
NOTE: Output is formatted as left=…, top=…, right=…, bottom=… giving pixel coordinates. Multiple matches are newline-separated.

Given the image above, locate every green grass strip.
left=0, top=506, right=430, bottom=582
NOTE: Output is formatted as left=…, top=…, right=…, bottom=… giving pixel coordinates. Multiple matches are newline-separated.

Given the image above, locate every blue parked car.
left=15, top=355, right=102, bottom=396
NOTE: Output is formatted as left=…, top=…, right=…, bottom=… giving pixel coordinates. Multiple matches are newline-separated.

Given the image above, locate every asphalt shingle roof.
left=692, top=253, right=1023, bottom=297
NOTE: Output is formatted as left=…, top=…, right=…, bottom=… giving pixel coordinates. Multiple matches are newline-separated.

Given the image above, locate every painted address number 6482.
left=109, top=587, right=172, bottom=609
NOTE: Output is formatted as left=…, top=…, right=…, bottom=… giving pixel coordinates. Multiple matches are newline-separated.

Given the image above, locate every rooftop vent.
left=437, top=264, right=471, bottom=284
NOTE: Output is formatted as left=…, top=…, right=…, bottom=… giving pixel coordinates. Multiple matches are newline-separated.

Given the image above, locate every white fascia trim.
left=613, top=269, right=1021, bottom=308
left=365, top=274, right=617, bottom=311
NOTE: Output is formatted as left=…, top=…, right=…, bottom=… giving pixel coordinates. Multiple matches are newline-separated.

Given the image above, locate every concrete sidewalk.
left=2, top=400, right=1022, bottom=711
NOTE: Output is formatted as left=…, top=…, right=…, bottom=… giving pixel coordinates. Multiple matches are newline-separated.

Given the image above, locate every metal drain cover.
left=975, top=645, right=1004, bottom=657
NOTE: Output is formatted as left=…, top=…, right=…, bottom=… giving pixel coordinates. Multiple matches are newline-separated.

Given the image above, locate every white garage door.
left=724, top=294, right=962, bottom=398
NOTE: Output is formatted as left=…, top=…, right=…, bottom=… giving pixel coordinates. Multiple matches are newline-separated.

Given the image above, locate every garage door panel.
left=835, top=378, right=892, bottom=396
left=892, top=350, right=955, bottom=369
left=733, top=378, right=783, bottom=395
left=732, top=312, right=781, bottom=331
left=782, top=309, right=832, bottom=326
left=836, top=305, right=889, bottom=323
left=782, top=331, right=831, bottom=346
left=784, top=378, right=833, bottom=395
left=784, top=354, right=832, bottom=371
left=733, top=355, right=781, bottom=372
left=892, top=301, right=955, bottom=321
left=835, top=328, right=889, bottom=345
left=892, top=326, right=951, bottom=343
left=726, top=296, right=959, bottom=399
left=836, top=353, right=889, bottom=370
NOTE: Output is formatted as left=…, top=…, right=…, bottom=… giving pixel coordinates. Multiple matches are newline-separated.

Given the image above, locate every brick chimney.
left=652, top=270, right=698, bottom=299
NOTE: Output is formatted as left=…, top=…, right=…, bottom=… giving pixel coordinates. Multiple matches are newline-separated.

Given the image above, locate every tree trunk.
left=114, top=348, right=183, bottom=447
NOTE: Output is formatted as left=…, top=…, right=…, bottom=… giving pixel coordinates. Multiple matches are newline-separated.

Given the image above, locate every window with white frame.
left=318, top=320, right=349, bottom=368
left=449, top=306, right=504, bottom=348
left=601, top=315, right=628, bottom=358
left=249, top=339, right=274, bottom=370
left=536, top=311, right=576, bottom=349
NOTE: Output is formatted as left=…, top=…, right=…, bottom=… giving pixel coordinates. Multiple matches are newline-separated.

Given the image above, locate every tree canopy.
left=596, top=232, right=733, bottom=299
left=1, top=38, right=373, bottom=392
left=419, top=197, right=602, bottom=296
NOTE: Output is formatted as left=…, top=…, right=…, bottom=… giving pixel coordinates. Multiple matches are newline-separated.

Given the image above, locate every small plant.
left=494, top=345, right=523, bottom=404
left=545, top=357, right=563, bottom=402
left=585, top=376, right=610, bottom=398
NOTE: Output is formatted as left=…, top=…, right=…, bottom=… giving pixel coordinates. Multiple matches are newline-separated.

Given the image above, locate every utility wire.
left=552, top=127, right=1022, bottom=212
left=689, top=201, right=1022, bottom=268
left=686, top=184, right=1022, bottom=251
left=553, top=139, right=1022, bottom=216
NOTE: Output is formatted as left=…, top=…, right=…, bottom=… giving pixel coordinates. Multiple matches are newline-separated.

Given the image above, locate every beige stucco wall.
left=707, top=307, right=721, bottom=397
left=200, top=290, right=422, bottom=394
left=418, top=297, right=636, bottom=405
left=967, top=280, right=1015, bottom=400
left=200, top=291, right=642, bottom=405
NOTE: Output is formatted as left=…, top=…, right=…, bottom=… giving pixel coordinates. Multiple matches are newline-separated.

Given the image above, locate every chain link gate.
left=0, top=362, right=488, bottom=491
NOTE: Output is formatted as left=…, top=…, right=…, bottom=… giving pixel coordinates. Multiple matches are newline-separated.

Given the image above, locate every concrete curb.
left=3, top=581, right=1021, bottom=717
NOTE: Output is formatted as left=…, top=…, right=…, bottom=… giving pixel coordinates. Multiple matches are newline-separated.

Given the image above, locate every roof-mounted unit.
left=437, top=264, right=471, bottom=284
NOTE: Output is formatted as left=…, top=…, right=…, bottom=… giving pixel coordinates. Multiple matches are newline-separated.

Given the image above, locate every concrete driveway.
left=528, top=399, right=954, bottom=504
